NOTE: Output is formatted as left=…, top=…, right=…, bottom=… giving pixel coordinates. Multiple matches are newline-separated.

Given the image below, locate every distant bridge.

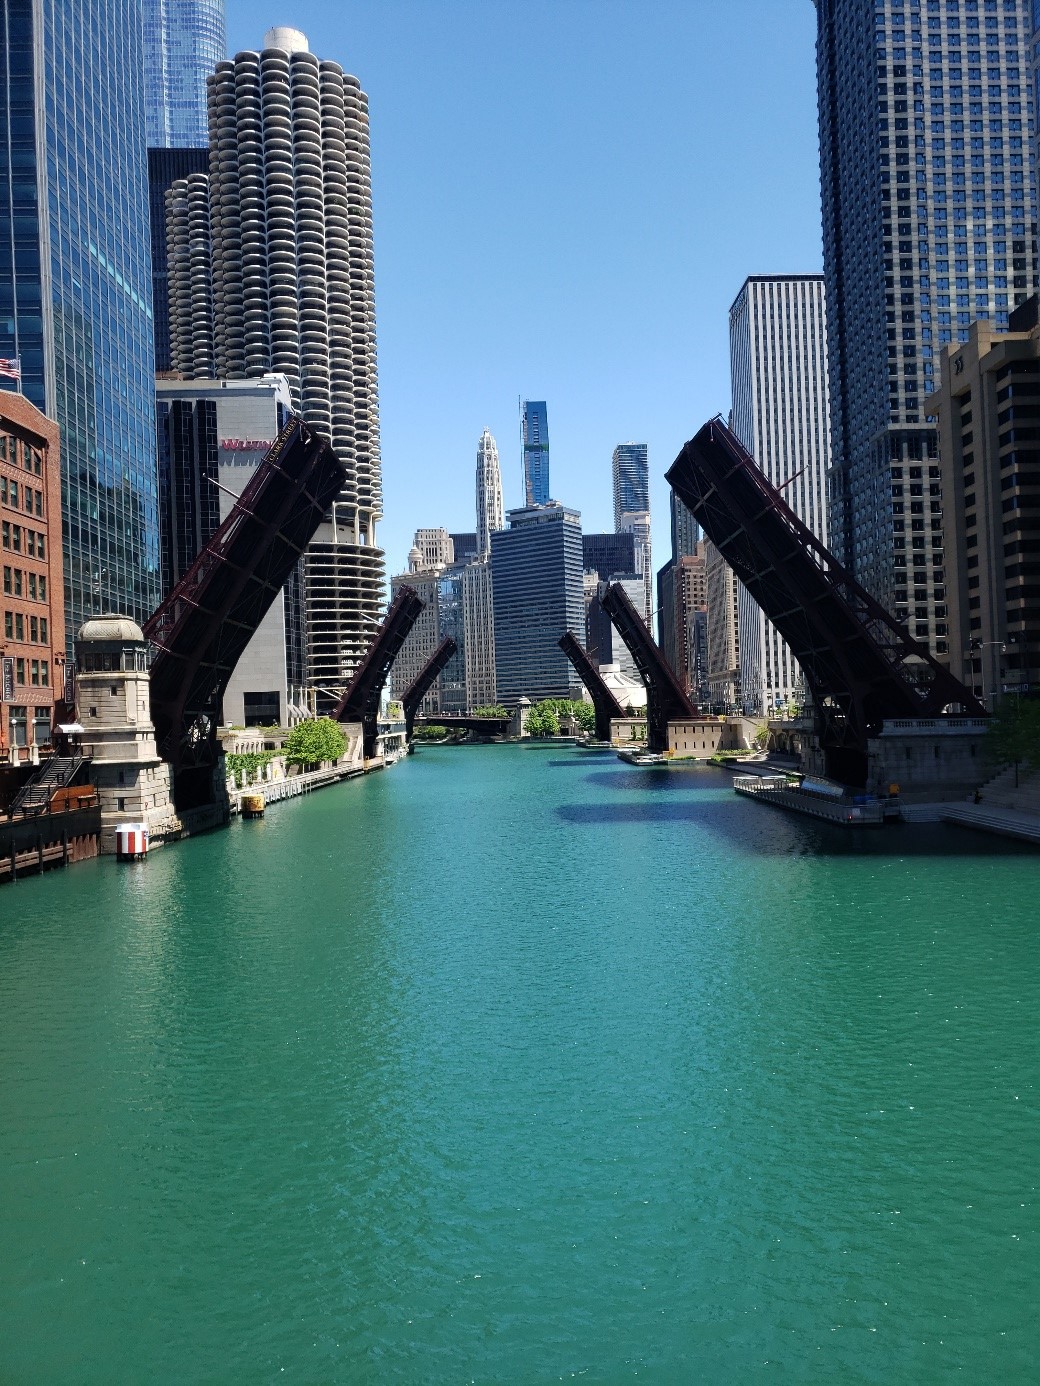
left=333, top=586, right=426, bottom=758
left=558, top=632, right=623, bottom=741
left=601, top=582, right=698, bottom=753
left=402, top=637, right=458, bottom=738
left=414, top=715, right=512, bottom=736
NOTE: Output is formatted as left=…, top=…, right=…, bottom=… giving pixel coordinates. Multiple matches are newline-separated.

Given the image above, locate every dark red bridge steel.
left=666, top=417, right=986, bottom=784
left=144, top=417, right=347, bottom=809
left=558, top=631, right=625, bottom=742
left=333, top=585, right=426, bottom=758
left=600, top=583, right=699, bottom=753
left=402, top=637, right=458, bottom=738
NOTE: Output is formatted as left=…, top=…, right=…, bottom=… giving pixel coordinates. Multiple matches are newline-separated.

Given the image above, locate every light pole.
left=965, top=639, right=1006, bottom=711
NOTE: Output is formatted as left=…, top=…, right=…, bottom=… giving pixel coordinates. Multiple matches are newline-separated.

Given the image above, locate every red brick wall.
left=0, top=394, right=65, bottom=758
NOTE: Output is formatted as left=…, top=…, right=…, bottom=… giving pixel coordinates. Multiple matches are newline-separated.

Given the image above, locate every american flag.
left=0, top=357, right=21, bottom=381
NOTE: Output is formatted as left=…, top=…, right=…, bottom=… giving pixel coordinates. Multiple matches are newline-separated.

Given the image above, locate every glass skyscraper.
left=521, top=400, right=550, bottom=506
left=143, top=0, right=226, bottom=147
left=611, top=442, right=649, bottom=530
left=0, top=0, right=161, bottom=636
left=491, top=504, right=584, bottom=702
left=815, top=0, right=1038, bottom=656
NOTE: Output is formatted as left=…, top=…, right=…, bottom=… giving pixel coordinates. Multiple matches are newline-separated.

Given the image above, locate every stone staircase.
left=973, top=765, right=1040, bottom=815
left=939, top=802, right=1040, bottom=846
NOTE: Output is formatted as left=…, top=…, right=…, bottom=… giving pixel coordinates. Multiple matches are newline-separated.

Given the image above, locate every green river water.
left=0, top=745, right=1037, bottom=1384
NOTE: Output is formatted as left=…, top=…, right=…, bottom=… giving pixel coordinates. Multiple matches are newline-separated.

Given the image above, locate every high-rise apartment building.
left=0, top=0, right=161, bottom=637
left=670, top=490, right=700, bottom=559
left=729, top=275, right=831, bottom=715
left=657, top=545, right=707, bottom=697
left=476, top=428, right=504, bottom=557
left=143, top=0, right=226, bottom=147
left=612, top=443, right=649, bottom=531
left=926, top=296, right=1040, bottom=703
left=582, top=532, right=637, bottom=583
left=619, top=510, right=653, bottom=623
left=165, top=27, right=384, bottom=699
left=521, top=401, right=550, bottom=506
left=462, top=559, right=496, bottom=708
left=706, top=540, right=741, bottom=710
left=413, top=528, right=454, bottom=569
left=154, top=374, right=311, bottom=726
left=450, top=532, right=479, bottom=566
left=815, top=0, right=1038, bottom=651
left=491, top=504, right=584, bottom=703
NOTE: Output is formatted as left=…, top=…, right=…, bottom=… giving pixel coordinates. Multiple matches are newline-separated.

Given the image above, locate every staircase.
left=7, top=756, right=88, bottom=817
left=940, top=803, right=1040, bottom=847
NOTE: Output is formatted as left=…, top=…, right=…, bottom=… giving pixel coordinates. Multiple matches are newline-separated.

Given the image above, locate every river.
left=1, top=745, right=1037, bottom=1383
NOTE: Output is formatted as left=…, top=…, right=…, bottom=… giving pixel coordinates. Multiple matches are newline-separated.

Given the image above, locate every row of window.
left=3, top=706, right=52, bottom=748
left=5, top=657, right=49, bottom=687
left=3, top=610, right=48, bottom=644
left=0, top=521, right=45, bottom=558
left=0, top=476, right=44, bottom=516
left=1, top=566, right=47, bottom=601
left=0, top=436, right=42, bottom=475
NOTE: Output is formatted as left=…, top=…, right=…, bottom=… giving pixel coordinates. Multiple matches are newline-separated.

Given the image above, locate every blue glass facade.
left=521, top=400, right=550, bottom=506
left=611, top=442, right=649, bottom=530
left=0, top=0, right=162, bottom=638
left=490, top=503, right=584, bottom=703
left=143, top=0, right=226, bottom=148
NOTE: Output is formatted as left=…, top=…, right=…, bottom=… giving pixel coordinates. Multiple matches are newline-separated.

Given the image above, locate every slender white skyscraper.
left=476, top=428, right=504, bottom=558
left=729, top=274, right=831, bottom=717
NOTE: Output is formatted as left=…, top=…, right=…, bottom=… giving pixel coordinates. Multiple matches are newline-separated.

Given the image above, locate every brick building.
left=0, top=395, right=65, bottom=761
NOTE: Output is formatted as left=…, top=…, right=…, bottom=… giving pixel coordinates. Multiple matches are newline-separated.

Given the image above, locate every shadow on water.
left=556, top=798, right=1038, bottom=857
left=579, top=768, right=712, bottom=791
left=545, top=756, right=616, bottom=768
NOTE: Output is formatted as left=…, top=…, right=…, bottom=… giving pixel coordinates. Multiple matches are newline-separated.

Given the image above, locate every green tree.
left=282, top=717, right=347, bottom=768
left=570, top=701, right=596, bottom=733
left=985, top=697, right=1040, bottom=786
left=413, top=724, right=449, bottom=741
left=525, top=703, right=560, bottom=737
left=472, top=704, right=508, bottom=719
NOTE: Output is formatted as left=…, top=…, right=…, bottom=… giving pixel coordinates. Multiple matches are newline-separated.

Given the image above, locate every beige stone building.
left=925, top=299, right=1040, bottom=705
left=706, top=542, right=740, bottom=710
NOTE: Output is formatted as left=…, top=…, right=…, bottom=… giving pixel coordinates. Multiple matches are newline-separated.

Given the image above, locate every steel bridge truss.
left=666, top=417, right=985, bottom=782
left=601, top=583, right=699, bottom=753
left=144, top=417, right=347, bottom=809
left=401, top=637, right=458, bottom=738
left=333, top=585, right=425, bottom=758
left=558, top=632, right=625, bottom=742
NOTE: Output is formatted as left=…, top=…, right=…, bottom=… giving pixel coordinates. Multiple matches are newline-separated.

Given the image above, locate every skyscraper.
left=521, top=401, right=550, bottom=506
left=669, top=490, right=700, bottom=560
left=612, top=443, right=649, bottom=531
left=143, top=0, right=226, bottom=147
left=729, top=275, right=831, bottom=715
left=491, top=504, right=584, bottom=703
left=476, top=428, right=504, bottom=557
left=619, top=510, right=653, bottom=622
left=0, top=0, right=161, bottom=636
left=165, top=27, right=384, bottom=697
left=815, top=0, right=1038, bottom=651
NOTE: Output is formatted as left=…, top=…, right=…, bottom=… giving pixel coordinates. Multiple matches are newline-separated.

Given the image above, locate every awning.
left=57, top=723, right=85, bottom=734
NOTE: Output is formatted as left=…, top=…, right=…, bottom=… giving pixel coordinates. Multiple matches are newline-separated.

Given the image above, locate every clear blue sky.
left=226, top=1, right=824, bottom=574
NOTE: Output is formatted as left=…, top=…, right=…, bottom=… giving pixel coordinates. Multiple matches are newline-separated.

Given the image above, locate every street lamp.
left=965, top=638, right=1007, bottom=711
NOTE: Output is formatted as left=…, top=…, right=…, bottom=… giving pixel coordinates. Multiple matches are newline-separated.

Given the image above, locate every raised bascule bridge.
left=332, top=586, right=426, bottom=759
left=666, top=417, right=987, bottom=787
left=558, top=631, right=625, bottom=742
left=601, top=582, right=700, bottom=753
left=144, top=416, right=348, bottom=813
left=401, top=637, right=458, bottom=739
